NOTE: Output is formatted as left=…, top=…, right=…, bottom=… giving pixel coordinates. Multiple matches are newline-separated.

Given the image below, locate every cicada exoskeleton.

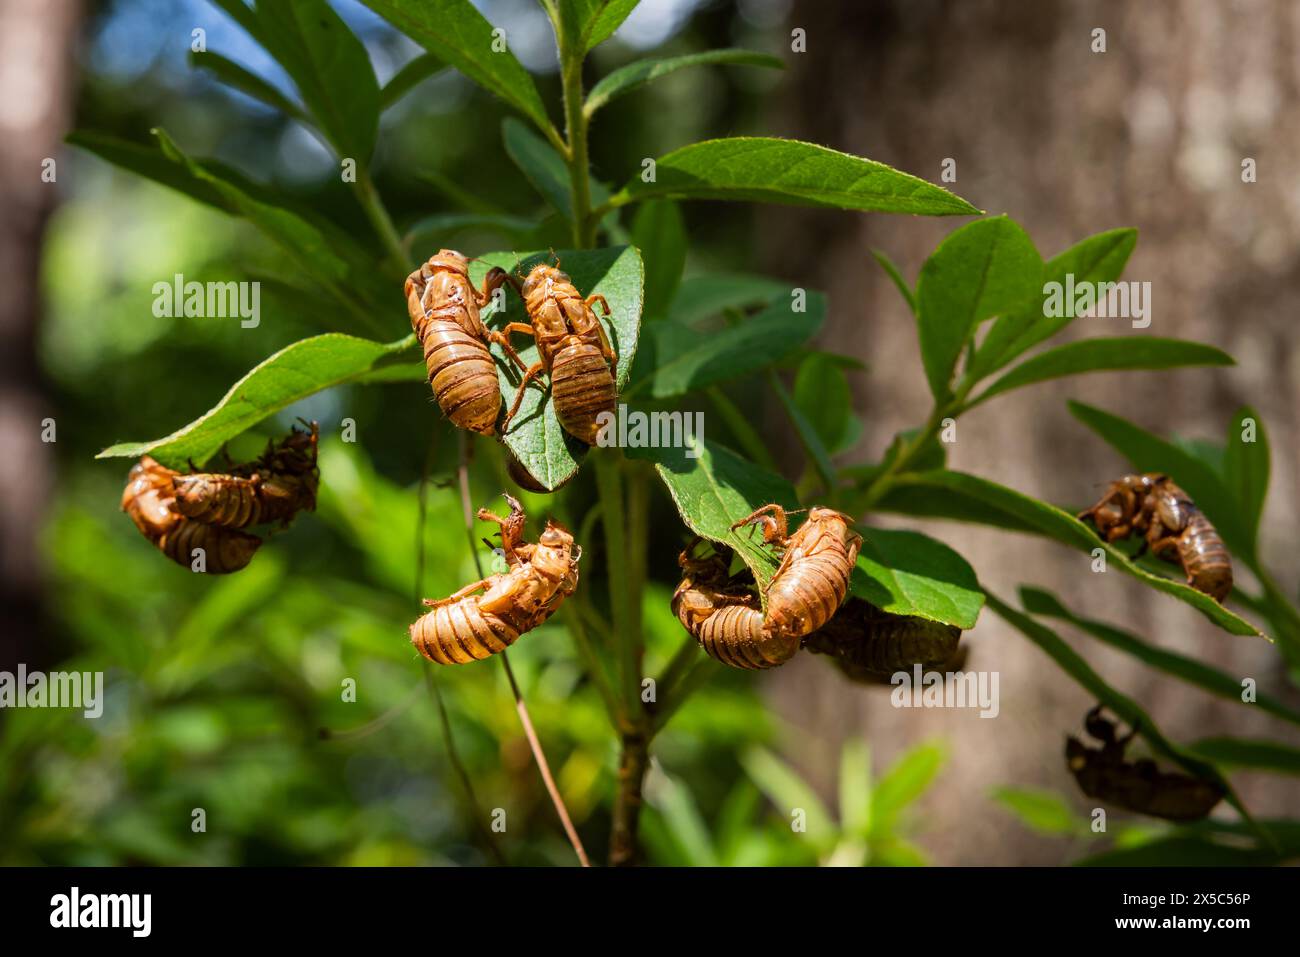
left=406, top=249, right=524, bottom=436
left=671, top=538, right=798, bottom=670
left=499, top=262, right=618, bottom=445
left=803, top=597, right=963, bottom=682
left=730, top=504, right=862, bottom=640
left=1066, top=705, right=1225, bottom=822
left=409, top=493, right=580, bottom=664
left=172, top=421, right=319, bottom=528
left=121, top=456, right=261, bottom=574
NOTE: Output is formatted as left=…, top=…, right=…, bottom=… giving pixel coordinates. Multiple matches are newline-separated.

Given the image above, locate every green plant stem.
left=858, top=376, right=977, bottom=511
left=593, top=452, right=638, bottom=714
left=558, top=29, right=596, bottom=248
left=562, top=604, right=622, bottom=729
left=356, top=167, right=409, bottom=273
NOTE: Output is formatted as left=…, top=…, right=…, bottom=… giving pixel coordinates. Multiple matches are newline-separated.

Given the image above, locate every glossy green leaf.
left=502, top=117, right=574, bottom=219
left=96, top=334, right=416, bottom=468
left=768, top=372, right=835, bottom=490
left=359, top=0, right=552, bottom=131
left=970, top=227, right=1137, bottom=381
left=871, top=248, right=916, bottom=315
left=851, top=528, right=983, bottom=629
left=741, top=747, right=836, bottom=848
left=916, top=216, right=1042, bottom=399
left=991, top=787, right=1084, bottom=836
left=1224, top=406, right=1270, bottom=547
left=404, top=211, right=540, bottom=250
left=642, top=291, right=824, bottom=397
left=1068, top=400, right=1252, bottom=558
left=871, top=742, right=946, bottom=837
left=630, top=200, right=686, bottom=320
left=1187, top=737, right=1300, bottom=776
left=1020, top=586, right=1300, bottom=727
left=477, top=246, right=643, bottom=491
left=190, top=51, right=308, bottom=122
left=969, top=338, right=1233, bottom=408
left=633, top=438, right=799, bottom=592
left=838, top=739, right=872, bottom=838
left=380, top=53, right=445, bottom=108
left=887, top=470, right=1263, bottom=637
left=793, top=352, right=856, bottom=454
left=667, top=272, right=787, bottom=326
left=585, top=49, right=783, bottom=115
left=612, top=138, right=980, bottom=216
left=559, top=0, right=640, bottom=51
left=246, top=0, right=380, bottom=160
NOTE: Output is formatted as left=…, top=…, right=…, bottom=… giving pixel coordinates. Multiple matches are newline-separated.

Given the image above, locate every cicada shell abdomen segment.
left=422, top=317, right=501, bottom=436
left=161, top=520, right=262, bottom=574
left=697, top=604, right=798, bottom=670
left=173, top=473, right=263, bottom=527
left=410, top=596, right=520, bottom=665
left=804, top=599, right=962, bottom=678
left=551, top=342, right=617, bottom=446
left=1176, top=512, right=1232, bottom=602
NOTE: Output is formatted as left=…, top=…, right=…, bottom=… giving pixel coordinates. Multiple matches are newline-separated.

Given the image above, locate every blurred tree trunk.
left=0, top=0, right=81, bottom=668
left=763, top=0, right=1300, bottom=864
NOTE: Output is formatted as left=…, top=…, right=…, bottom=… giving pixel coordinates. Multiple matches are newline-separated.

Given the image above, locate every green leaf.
left=969, top=338, right=1234, bottom=408
left=985, top=592, right=1250, bottom=824
left=380, top=53, right=446, bottom=109
left=887, top=470, right=1263, bottom=637
left=611, top=138, right=980, bottom=216
left=96, top=334, right=415, bottom=468
left=916, top=216, right=1042, bottom=399
left=1075, top=835, right=1282, bottom=867
left=404, top=211, right=539, bottom=249
left=768, top=371, right=835, bottom=490
left=871, top=249, right=916, bottom=315
left=851, top=528, right=983, bottom=629
left=502, top=117, right=574, bottom=219
left=991, top=787, right=1084, bottom=836
left=667, top=272, right=787, bottom=326
left=741, top=747, right=836, bottom=848
left=630, top=200, right=686, bottom=320
left=1068, top=400, right=1252, bottom=558
left=585, top=49, right=783, bottom=116
left=970, top=227, right=1137, bottom=381
left=558, top=0, right=640, bottom=51
left=633, top=438, right=800, bottom=593
left=871, top=742, right=945, bottom=837
left=645, top=770, right=720, bottom=866
left=642, top=292, right=825, bottom=398
left=190, top=50, right=308, bottom=122
left=245, top=0, right=380, bottom=160
left=148, top=129, right=359, bottom=296
left=359, top=0, right=552, bottom=131
left=838, top=739, right=872, bottom=838
left=793, top=352, right=856, bottom=454
left=1187, top=737, right=1300, bottom=776
left=1021, top=587, right=1300, bottom=728
left=477, top=246, right=643, bottom=491
left=1224, top=407, right=1269, bottom=548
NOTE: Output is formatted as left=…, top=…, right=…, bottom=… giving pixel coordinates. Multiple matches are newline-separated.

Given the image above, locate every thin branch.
left=457, top=432, right=591, bottom=867
left=416, top=432, right=505, bottom=865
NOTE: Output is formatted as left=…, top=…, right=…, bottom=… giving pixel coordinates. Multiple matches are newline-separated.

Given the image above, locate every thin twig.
left=416, top=432, right=505, bottom=865
left=457, top=432, right=591, bottom=866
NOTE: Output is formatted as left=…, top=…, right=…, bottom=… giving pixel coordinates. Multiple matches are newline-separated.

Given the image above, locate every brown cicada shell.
left=410, top=493, right=580, bottom=665
left=173, top=421, right=319, bottom=528
left=405, top=249, right=523, bottom=436
left=1066, top=705, right=1225, bottom=822
left=730, top=504, right=863, bottom=640
left=803, top=597, right=963, bottom=682
left=121, top=457, right=261, bottom=574
left=499, top=262, right=618, bottom=445
left=1079, top=473, right=1232, bottom=602
left=671, top=538, right=798, bottom=670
